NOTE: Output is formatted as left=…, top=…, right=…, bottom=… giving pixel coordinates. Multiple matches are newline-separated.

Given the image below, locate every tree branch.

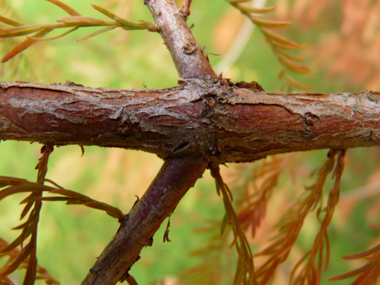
left=144, top=0, right=217, bottom=79
left=1, top=80, right=379, bottom=163
left=2, top=2, right=377, bottom=284
left=81, top=155, right=210, bottom=285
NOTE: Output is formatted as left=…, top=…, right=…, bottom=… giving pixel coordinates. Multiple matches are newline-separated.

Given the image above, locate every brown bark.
left=144, top=0, right=217, bottom=79
left=81, top=155, right=209, bottom=285
left=1, top=1, right=380, bottom=284
left=1, top=81, right=380, bottom=164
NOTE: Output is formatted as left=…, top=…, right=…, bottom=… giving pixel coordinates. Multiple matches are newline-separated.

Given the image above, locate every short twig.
left=180, top=0, right=193, bottom=18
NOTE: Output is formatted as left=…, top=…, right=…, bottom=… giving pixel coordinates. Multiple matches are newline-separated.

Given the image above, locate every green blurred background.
left=1, top=0, right=380, bottom=284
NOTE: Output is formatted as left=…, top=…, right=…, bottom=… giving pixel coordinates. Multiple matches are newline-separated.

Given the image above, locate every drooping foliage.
left=1, top=0, right=380, bottom=284
left=226, top=0, right=310, bottom=91
left=0, top=145, right=125, bottom=284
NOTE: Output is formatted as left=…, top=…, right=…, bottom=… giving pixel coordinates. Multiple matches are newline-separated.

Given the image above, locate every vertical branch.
left=144, top=0, right=217, bottom=79
left=82, top=156, right=210, bottom=285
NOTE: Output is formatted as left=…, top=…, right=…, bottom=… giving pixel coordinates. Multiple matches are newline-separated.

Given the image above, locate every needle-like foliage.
left=0, top=145, right=56, bottom=285
left=211, top=165, right=257, bottom=285
left=0, top=238, right=59, bottom=285
left=180, top=221, right=231, bottom=285
left=253, top=150, right=344, bottom=284
left=329, top=223, right=380, bottom=284
left=225, top=0, right=311, bottom=90
left=0, top=145, right=125, bottom=284
left=237, top=155, right=294, bottom=238
left=2, top=1, right=380, bottom=284
left=290, top=150, right=345, bottom=285
left=0, top=0, right=157, bottom=63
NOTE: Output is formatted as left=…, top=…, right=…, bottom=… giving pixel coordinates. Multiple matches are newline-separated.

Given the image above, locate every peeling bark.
left=1, top=81, right=380, bottom=164
left=81, top=155, right=210, bottom=285
left=2, top=0, right=379, bottom=284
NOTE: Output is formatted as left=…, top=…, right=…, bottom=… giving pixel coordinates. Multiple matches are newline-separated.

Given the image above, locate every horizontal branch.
left=1, top=80, right=380, bottom=163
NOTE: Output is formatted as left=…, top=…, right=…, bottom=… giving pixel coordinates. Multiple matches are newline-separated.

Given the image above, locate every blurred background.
left=1, top=0, right=380, bottom=284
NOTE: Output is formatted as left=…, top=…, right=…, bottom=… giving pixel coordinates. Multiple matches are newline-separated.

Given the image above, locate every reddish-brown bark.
left=81, top=156, right=209, bottom=285
left=1, top=0, right=380, bottom=284
left=1, top=81, right=380, bottom=164
left=144, top=0, right=217, bottom=79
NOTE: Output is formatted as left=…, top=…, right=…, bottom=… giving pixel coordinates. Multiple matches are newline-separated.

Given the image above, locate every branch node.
left=180, top=0, right=193, bottom=18
left=182, top=42, right=197, bottom=55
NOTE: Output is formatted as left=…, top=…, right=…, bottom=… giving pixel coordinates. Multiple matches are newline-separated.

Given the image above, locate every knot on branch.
left=182, top=42, right=197, bottom=55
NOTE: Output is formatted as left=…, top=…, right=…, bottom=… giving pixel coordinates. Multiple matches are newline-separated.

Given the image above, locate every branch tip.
left=180, top=0, right=193, bottom=18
